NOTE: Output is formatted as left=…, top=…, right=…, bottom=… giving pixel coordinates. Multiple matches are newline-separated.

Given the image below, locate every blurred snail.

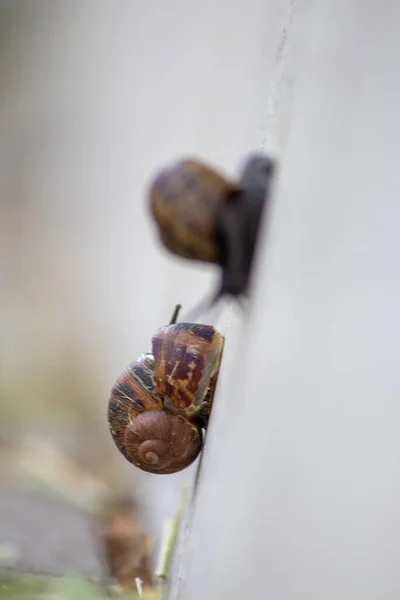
left=148, top=153, right=275, bottom=306
left=107, top=305, right=224, bottom=474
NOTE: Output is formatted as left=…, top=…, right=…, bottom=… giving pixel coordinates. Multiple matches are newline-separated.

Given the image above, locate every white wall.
left=174, top=0, right=400, bottom=599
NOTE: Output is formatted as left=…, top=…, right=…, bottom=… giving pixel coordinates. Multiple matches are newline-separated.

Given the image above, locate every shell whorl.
left=124, top=411, right=202, bottom=474
left=107, top=350, right=204, bottom=474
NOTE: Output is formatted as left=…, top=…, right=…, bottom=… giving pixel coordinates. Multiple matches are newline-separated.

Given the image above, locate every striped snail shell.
left=107, top=323, right=224, bottom=474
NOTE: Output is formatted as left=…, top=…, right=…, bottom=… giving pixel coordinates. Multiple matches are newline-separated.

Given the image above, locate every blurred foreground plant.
left=0, top=436, right=187, bottom=598
left=0, top=572, right=163, bottom=599
left=1, top=437, right=154, bottom=595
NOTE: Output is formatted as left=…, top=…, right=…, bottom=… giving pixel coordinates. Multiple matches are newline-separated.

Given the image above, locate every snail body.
left=148, top=154, right=275, bottom=303
left=108, top=323, right=224, bottom=474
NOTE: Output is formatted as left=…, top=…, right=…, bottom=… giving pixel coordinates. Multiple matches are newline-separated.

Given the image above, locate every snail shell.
left=108, top=323, right=224, bottom=474
left=149, top=159, right=239, bottom=264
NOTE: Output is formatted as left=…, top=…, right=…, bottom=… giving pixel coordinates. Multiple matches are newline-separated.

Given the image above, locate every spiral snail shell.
left=149, top=159, right=239, bottom=264
left=107, top=322, right=224, bottom=474
left=148, top=154, right=275, bottom=302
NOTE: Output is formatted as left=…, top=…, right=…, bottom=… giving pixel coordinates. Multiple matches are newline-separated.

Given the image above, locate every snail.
left=148, top=153, right=275, bottom=307
left=107, top=306, right=224, bottom=474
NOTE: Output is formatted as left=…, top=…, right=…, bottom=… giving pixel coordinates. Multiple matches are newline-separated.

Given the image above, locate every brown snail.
left=148, top=154, right=275, bottom=305
left=107, top=306, right=224, bottom=474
